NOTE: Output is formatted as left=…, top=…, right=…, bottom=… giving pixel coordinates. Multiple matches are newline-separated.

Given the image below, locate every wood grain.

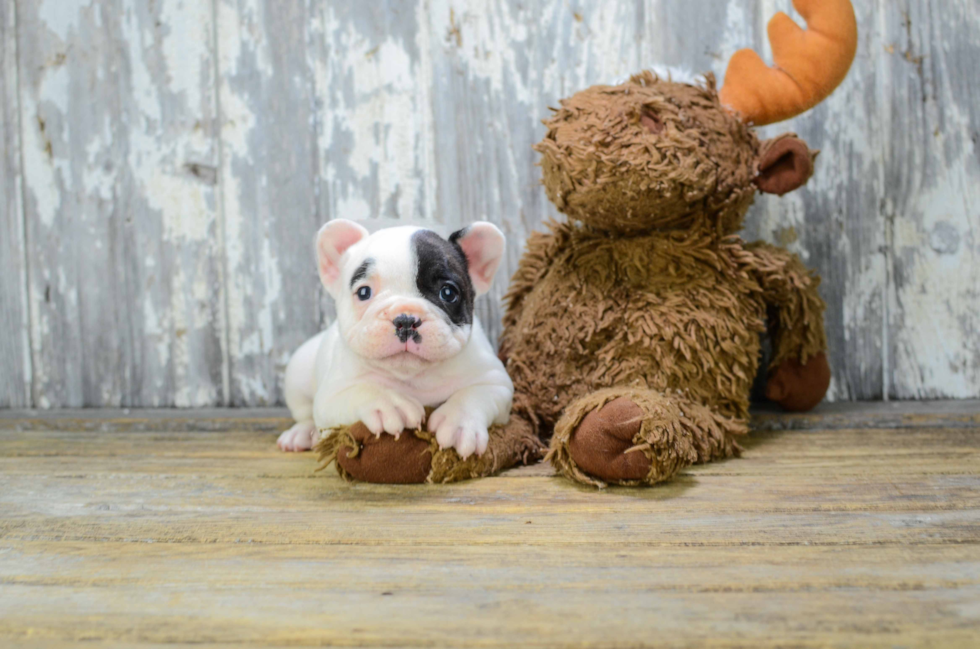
left=1, top=0, right=978, bottom=407
left=0, top=0, right=31, bottom=408
left=1, top=407, right=979, bottom=647
left=15, top=0, right=226, bottom=408
left=882, top=1, right=980, bottom=399
left=4, top=399, right=980, bottom=439
left=217, top=0, right=322, bottom=406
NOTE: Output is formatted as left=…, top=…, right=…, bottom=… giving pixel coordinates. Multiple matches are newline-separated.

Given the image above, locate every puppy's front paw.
left=428, top=404, right=489, bottom=460
left=353, top=389, right=425, bottom=437
left=277, top=420, right=318, bottom=452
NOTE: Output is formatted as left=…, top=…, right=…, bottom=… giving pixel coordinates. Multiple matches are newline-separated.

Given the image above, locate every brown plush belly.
left=504, top=265, right=764, bottom=429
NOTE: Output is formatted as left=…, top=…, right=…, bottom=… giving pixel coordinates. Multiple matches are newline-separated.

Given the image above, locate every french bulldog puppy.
left=276, top=220, right=513, bottom=459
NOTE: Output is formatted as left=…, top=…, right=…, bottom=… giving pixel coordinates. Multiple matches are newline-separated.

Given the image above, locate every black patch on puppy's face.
left=412, top=229, right=474, bottom=327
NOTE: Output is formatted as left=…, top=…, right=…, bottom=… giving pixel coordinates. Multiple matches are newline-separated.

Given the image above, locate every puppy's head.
left=316, top=220, right=505, bottom=373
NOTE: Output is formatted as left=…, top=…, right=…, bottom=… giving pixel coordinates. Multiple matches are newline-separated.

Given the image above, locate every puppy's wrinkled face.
left=315, top=221, right=505, bottom=376
left=341, top=227, right=473, bottom=368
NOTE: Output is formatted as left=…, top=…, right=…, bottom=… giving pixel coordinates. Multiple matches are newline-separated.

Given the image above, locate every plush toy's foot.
left=335, top=423, right=434, bottom=484
left=548, top=388, right=748, bottom=487
left=766, top=352, right=831, bottom=412
left=314, top=412, right=544, bottom=484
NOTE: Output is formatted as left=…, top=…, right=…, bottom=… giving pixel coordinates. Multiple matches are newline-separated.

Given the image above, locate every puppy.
left=277, top=220, right=513, bottom=459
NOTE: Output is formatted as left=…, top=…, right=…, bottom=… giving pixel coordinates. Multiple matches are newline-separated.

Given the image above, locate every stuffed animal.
left=499, top=0, right=857, bottom=486
left=317, top=0, right=857, bottom=486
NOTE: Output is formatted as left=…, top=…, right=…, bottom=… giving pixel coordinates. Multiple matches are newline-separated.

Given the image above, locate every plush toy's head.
left=535, top=74, right=765, bottom=235
left=534, top=0, right=858, bottom=236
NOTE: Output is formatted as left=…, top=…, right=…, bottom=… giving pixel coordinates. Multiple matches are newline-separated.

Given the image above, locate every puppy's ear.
left=316, top=219, right=369, bottom=291
left=450, top=222, right=506, bottom=296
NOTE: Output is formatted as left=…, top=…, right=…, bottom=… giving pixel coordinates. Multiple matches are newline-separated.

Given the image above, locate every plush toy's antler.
left=719, top=0, right=857, bottom=126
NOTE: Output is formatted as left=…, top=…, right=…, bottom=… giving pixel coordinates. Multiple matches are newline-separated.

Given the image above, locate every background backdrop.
left=1, top=0, right=978, bottom=409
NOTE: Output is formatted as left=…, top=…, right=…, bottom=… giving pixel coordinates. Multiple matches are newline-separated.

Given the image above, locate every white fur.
left=277, top=222, right=513, bottom=460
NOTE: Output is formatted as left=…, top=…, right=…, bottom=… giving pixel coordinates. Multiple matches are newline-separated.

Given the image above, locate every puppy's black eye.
left=439, top=284, right=459, bottom=304
left=356, top=286, right=372, bottom=301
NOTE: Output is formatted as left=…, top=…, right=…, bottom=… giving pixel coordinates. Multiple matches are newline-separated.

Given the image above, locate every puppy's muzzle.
left=393, top=314, right=422, bottom=344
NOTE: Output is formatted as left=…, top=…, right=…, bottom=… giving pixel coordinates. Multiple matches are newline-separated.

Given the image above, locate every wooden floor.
left=1, top=403, right=979, bottom=648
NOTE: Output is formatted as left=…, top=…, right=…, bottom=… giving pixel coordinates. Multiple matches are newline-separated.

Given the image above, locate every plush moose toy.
left=318, top=0, right=857, bottom=486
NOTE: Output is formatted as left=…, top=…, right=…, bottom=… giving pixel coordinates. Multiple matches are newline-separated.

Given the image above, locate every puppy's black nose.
left=393, top=314, right=422, bottom=343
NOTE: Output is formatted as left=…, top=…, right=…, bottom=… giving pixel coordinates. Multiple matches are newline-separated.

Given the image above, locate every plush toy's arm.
left=498, top=221, right=566, bottom=360
left=745, top=241, right=827, bottom=365
left=743, top=241, right=830, bottom=411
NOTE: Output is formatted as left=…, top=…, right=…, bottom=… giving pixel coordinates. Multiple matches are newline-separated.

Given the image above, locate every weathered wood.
left=313, top=1, right=438, bottom=226
left=218, top=0, right=323, bottom=406
left=0, top=543, right=978, bottom=648
left=1, top=424, right=979, bottom=481
left=15, top=0, right=226, bottom=408
left=1, top=0, right=978, bottom=407
left=750, top=399, right=980, bottom=431
left=0, top=1, right=30, bottom=408
left=3, top=399, right=980, bottom=433
left=1, top=408, right=979, bottom=646
left=0, top=408, right=295, bottom=433
left=881, top=1, right=980, bottom=399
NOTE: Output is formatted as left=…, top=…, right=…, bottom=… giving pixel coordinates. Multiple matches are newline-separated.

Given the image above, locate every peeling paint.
left=3, top=0, right=979, bottom=407
left=892, top=144, right=980, bottom=398
left=13, top=0, right=223, bottom=408
left=318, top=3, right=434, bottom=225
left=37, top=0, right=80, bottom=42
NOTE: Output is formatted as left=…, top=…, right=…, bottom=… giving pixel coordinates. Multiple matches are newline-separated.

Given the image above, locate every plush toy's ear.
left=316, top=219, right=369, bottom=291
left=449, top=222, right=506, bottom=296
left=755, top=134, right=818, bottom=196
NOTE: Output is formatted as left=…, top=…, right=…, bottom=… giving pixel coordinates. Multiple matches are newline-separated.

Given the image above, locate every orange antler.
left=719, top=0, right=857, bottom=126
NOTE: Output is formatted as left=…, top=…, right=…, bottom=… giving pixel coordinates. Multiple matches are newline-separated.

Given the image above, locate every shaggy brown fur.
left=535, top=73, right=759, bottom=236
left=499, top=73, right=831, bottom=487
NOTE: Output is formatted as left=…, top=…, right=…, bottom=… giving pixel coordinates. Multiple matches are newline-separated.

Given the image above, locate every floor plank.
left=1, top=407, right=979, bottom=647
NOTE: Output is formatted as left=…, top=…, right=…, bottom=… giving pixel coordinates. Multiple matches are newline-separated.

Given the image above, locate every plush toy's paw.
left=317, top=411, right=545, bottom=484
left=550, top=388, right=745, bottom=487
left=353, top=389, right=426, bottom=437
left=335, top=422, right=433, bottom=484
left=766, top=352, right=831, bottom=412
left=277, top=420, right=318, bottom=452
left=567, top=397, right=652, bottom=482
left=428, top=403, right=489, bottom=460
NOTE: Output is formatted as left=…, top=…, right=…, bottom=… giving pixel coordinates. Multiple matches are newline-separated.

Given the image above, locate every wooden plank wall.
left=0, top=0, right=31, bottom=408
left=1, top=0, right=978, bottom=408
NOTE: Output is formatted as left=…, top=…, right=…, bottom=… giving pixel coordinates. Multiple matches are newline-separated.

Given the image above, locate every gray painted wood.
left=882, top=1, right=980, bottom=399
left=0, top=0, right=31, bottom=408
left=218, top=0, right=322, bottom=406
left=1, top=0, right=977, bottom=407
left=15, top=0, right=225, bottom=407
